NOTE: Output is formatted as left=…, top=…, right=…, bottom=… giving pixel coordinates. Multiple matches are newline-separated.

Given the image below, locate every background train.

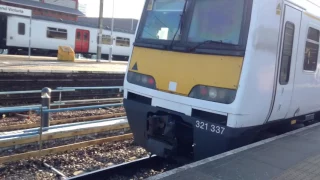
left=123, top=0, right=320, bottom=161
left=0, top=15, right=136, bottom=60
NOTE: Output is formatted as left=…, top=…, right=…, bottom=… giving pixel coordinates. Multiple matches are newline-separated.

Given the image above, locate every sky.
left=78, top=0, right=145, bottom=19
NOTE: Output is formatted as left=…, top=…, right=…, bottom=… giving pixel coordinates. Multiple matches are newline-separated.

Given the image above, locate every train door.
left=0, top=15, right=7, bottom=48
left=268, top=5, right=302, bottom=122
left=75, top=29, right=89, bottom=53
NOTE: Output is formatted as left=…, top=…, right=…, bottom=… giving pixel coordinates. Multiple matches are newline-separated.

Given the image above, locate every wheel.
left=0, top=49, right=3, bottom=54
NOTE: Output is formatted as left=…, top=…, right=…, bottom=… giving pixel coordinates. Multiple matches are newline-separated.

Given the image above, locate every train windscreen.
left=135, top=0, right=253, bottom=54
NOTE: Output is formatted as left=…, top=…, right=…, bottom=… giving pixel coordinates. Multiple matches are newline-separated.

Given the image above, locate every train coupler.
left=146, top=115, right=177, bottom=157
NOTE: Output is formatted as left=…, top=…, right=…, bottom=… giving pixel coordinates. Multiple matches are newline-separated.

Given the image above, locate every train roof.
left=1, top=0, right=84, bottom=16
left=287, top=0, right=320, bottom=19
left=31, top=15, right=139, bottom=35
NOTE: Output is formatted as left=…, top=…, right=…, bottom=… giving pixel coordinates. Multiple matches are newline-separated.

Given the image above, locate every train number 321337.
left=195, top=120, right=225, bottom=135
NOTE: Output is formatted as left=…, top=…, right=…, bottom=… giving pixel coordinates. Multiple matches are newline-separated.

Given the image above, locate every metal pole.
left=28, top=16, right=32, bottom=59
left=41, top=87, right=51, bottom=131
left=58, top=91, right=62, bottom=109
left=39, top=106, right=43, bottom=155
left=109, top=0, right=114, bottom=62
left=131, top=18, right=133, bottom=31
left=97, top=0, right=104, bottom=62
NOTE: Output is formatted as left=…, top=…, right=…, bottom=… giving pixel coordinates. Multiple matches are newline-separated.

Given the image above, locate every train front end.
left=124, top=0, right=253, bottom=160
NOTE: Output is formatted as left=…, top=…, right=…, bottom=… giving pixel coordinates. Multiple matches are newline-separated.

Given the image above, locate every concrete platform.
left=0, top=55, right=127, bottom=73
left=149, top=123, right=320, bottom=180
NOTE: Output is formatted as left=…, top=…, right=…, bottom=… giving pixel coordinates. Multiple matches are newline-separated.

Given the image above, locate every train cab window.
left=304, top=27, right=319, bottom=71
left=116, top=37, right=130, bottom=47
left=47, top=27, right=67, bottom=40
left=279, top=22, right=295, bottom=85
left=18, top=23, right=25, bottom=35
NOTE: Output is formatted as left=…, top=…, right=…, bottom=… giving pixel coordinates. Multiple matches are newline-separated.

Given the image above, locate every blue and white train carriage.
left=123, top=0, right=320, bottom=161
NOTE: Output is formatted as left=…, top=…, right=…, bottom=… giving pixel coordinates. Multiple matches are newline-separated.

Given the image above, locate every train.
left=0, top=15, right=136, bottom=60
left=123, top=0, right=320, bottom=161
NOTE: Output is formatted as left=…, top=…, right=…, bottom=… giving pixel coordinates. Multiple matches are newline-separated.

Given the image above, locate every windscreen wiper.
left=188, top=40, right=237, bottom=52
left=169, top=1, right=188, bottom=49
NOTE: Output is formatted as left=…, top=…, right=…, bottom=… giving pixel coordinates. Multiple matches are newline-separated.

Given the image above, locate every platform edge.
left=146, top=122, right=320, bottom=180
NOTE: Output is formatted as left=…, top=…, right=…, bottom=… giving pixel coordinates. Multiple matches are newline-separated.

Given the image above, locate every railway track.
left=68, top=156, right=178, bottom=180
left=1, top=120, right=318, bottom=180
left=0, top=71, right=125, bottom=106
left=64, top=121, right=320, bottom=180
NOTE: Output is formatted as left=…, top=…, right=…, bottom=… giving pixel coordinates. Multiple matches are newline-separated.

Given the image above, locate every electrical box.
left=57, top=46, right=75, bottom=62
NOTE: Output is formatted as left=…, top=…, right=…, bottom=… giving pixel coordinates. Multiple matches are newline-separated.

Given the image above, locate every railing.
left=0, top=86, right=125, bottom=158
left=0, top=86, right=123, bottom=112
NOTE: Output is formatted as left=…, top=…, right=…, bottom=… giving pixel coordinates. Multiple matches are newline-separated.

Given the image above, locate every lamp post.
left=97, top=0, right=104, bottom=62
left=109, top=0, right=114, bottom=62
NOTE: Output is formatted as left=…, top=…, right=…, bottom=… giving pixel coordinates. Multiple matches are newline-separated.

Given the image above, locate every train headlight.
left=127, top=71, right=156, bottom=89
left=189, top=85, right=236, bottom=104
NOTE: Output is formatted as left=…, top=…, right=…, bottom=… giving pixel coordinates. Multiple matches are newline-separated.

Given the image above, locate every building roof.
left=33, top=15, right=139, bottom=34
left=1, top=0, right=85, bottom=16
left=77, top=17, right=139, bottom=33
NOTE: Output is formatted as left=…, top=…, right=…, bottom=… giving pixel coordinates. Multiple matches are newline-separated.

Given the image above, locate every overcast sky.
left=78, top=0, right=145, bottom=19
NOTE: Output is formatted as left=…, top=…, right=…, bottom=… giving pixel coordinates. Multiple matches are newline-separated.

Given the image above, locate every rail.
left=0, top=86, right=125, bottom=162
left=1, top=116, right=126, bottom=139
left=0, top=89, right=75, bottom=95
left=0, top=86, right=124, bottom=113
left=68, top=156, right=163, bottom=180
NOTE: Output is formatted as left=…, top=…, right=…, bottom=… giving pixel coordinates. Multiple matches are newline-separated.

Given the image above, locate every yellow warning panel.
left=57, top=46, right=75, bottom=62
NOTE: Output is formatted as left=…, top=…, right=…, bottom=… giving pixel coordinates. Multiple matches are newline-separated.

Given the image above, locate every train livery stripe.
left=129, top=47, right=244, bottom=96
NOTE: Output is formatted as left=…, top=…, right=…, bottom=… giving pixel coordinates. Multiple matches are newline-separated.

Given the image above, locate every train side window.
left=47, top=27, right=67, bottom=40
left=116, top=37, right=130, bottom=47
left=97, top=34, right=112, bottom=45
left=304, top=27, right=319, bottom=71
left=84, top=32, right=89, bottom=41
left=279, top=22, right=295, bottom=85
left=18, top=23, right=25, bottom=35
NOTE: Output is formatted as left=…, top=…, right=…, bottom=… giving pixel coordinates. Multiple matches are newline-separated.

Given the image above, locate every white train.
left=123, top=0, right=320, bottom=161
left=0, top=15, right=136, bottom=60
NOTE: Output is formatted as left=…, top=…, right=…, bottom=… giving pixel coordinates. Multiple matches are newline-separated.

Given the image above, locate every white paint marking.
left=146, top=122, right=320, bottom=180
left=168, top=81, right=177, bottom=92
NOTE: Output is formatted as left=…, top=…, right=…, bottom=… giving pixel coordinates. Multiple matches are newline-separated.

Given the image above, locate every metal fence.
left=0, top=86, right=125, bottom=155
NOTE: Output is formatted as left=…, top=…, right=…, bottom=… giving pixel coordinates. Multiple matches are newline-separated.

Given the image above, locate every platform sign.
left=0, top=5, right=32, bottom=17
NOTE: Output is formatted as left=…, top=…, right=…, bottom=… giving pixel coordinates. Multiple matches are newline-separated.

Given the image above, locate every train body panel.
left=287, top=10, right=320, bottom=119
left=123, top=0, right=320, bottom=160
left=2, top=15, right=135, bottom=59
left=233, top=0, right=282, bottom=127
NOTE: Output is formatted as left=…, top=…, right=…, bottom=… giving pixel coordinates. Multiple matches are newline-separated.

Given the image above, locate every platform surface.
left=149, top=123, right=320, bottom=180
left=0, top=55, right=127, bottom=73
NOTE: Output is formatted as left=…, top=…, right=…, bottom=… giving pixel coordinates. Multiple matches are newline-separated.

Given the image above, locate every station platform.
left=150, top=123, right=320, bottom=180
left=0, top=55, right=127, bottom=73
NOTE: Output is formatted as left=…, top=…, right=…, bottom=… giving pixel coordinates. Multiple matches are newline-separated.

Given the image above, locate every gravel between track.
left=0, top=107, right=125, bottom=127
left=0, top=139, right=152, bottom=180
